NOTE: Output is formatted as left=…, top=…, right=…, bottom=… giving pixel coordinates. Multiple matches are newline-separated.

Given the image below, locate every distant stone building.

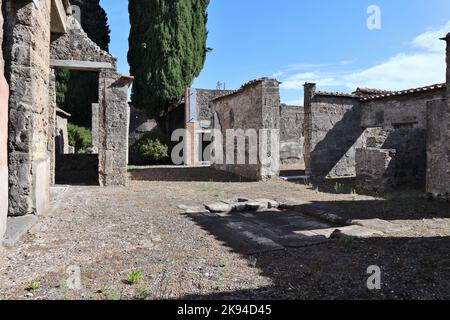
left=210, top=78, right=281, bottom=181
left=280, top=104, right=304, bottom=166
left=302, top=33, right=450, bottom=195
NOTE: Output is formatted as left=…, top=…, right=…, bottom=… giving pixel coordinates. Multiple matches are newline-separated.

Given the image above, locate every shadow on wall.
left=180, top=203, right=450, bottom=299
left=55, top=154, right=99, bottom=186
left=310, top=102, right=363, bottom=179
left=382, top=128, right=427, bottom=187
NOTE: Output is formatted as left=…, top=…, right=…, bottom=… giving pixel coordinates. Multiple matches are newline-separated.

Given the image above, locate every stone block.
left=32, top=156, right=50, bottom=216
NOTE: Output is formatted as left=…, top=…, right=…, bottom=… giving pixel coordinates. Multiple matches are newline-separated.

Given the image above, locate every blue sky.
left=101, top=0, right=450, bottom=105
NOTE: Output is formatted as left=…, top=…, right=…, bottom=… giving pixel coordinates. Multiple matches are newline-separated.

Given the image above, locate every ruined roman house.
left=0, top=0, right=132, bottom=242
left=303, top=33, right=450, bottom=196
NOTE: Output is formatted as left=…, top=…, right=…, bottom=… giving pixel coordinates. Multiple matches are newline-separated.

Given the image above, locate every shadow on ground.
left=285, top=177, right=450, bottom=221
left=183, top=209, right=450, bottom=299
left=128, top=166, right=251, bottom=182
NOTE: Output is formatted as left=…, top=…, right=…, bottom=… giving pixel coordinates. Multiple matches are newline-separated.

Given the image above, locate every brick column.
left=303, top=83, right=316, bottom=175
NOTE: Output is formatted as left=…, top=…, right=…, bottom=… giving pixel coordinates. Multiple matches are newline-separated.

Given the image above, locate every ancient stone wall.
left=361, top=89, right=446, bottom=129
left=426, top=34, right=450, bottom=198
left=0, top=0, right=8, bottom=239
left=211, top=78, right=280, bottom=181
left=356, top=148, right=396, bottom=193
left=280, top=104, right=304, bottom=165
left=304, top=87, right=363, bottom=178
left=5, top=0, right=53, bottom=216
left=55, top=109, right=70, bottom=154
left=357, top=127, right=427, bottom=193
left=50, top=16, right=131, bottom=186
left=426, top=99, right=448, bottom=197
left=192, top=88, right=234, bottom=123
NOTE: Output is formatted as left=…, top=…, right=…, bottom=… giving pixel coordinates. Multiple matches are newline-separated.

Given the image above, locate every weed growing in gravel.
left=28, top=281, right=40, bottom=291
left=127, top=269, right=143, bottom=285
left=98, top=284, right=110, bottom=294
left=248, top=256, right=258, bottom=268
left=109, top=287, right=122, bottom=300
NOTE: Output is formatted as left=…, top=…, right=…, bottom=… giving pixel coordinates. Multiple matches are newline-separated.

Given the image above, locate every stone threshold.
left=2, top=215, right=38, bottom=247
left=2, top=186, right=70, bottom=247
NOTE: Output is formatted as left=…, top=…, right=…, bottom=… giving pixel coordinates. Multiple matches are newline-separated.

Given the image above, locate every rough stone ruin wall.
left=357, top=90, right=444, bottom=192
left=280, top=104, right=304, bottom=165
left=356, top=127, right=427, bottom=193
left=0, top=0, right=8, bottom=239
left=303, top=86, right=363, bottom=178
left=211, top=78, right=280, bottom=181
left=361, top=90, right=445, bottom=129
left=194, top=89, right=234, bottom=123
left=50, top=16, right=131, bottom=186
left=427, top=34, right=450, bottom=198
left=4, top=0, right=53, bottom=217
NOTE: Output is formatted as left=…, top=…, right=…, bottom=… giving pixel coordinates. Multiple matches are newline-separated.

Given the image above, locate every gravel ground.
left=0, top=167, right=450, bottom=300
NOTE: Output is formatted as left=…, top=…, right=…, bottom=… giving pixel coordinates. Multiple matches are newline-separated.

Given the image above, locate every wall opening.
left=54, top=68, right=100, bottom=185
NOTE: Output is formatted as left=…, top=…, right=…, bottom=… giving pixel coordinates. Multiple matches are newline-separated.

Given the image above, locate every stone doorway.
left=52, top=68, right=100, bottom=186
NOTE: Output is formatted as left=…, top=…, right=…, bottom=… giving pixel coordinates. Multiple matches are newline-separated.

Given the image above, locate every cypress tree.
left=128, top=0, right=210, bottom=125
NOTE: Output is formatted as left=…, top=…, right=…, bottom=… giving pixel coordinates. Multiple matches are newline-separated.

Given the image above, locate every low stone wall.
left=211, top=78, right=280, bottom=181
left=280, top=105, right=304, bottom=165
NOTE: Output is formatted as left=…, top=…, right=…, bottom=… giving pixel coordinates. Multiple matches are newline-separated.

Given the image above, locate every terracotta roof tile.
left=360, top=83, right=446, bottom=101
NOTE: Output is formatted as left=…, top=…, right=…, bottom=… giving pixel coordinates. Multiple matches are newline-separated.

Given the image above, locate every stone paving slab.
left=184, top=208, right=337, bottom=254
left=3, top=215, right=38, bottom=247
left=351, top=219, right=411, bottom=234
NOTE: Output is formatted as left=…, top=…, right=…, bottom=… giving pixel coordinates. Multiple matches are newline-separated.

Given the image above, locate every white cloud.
left=412, top=21, right=450, bottom=52
left=272, top=71, right=284, bottom=78
left=279, top=21, right=449, bottom=93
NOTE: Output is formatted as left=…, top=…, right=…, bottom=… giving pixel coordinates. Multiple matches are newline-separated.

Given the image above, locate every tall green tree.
left=56, top=0, right=111, bottom=128
left=128, top=0, right=210, bottom=125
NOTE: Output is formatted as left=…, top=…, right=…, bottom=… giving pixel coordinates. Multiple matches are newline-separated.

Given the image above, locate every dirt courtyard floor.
left=1, top=167, right=450, bottom=300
